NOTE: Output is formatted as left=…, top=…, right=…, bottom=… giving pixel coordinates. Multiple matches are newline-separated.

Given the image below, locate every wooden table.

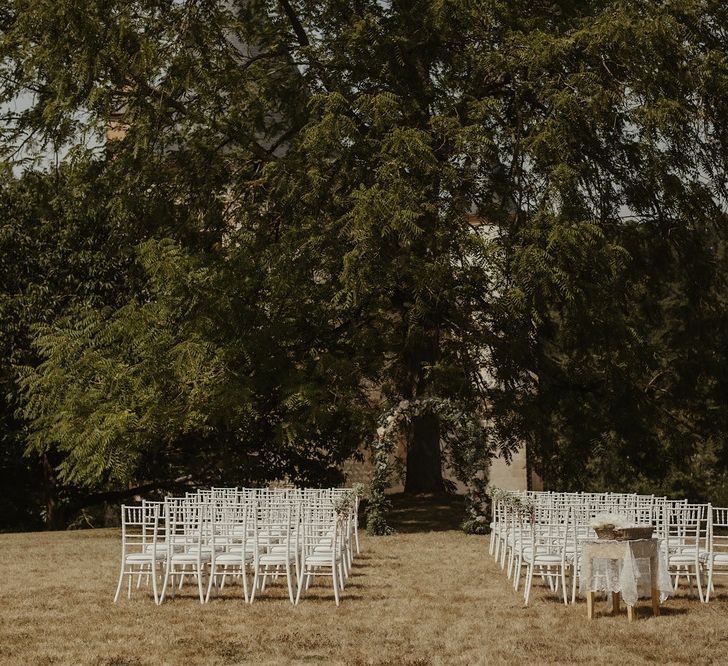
left=581, top=539, right=661, bottom=622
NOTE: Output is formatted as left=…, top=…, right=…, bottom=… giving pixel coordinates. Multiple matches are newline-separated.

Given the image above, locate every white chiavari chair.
left=205, top=500, right=255, bottom=602
left=705, top=505, right=728, bottom=602
left=522, top=506, right=572, bottom=606
left=666, top=502, right=706, bottom=601
left=296, top=505, right=345, bottom=605
left=250, top=502, right=297, bottom=604
left=114, top=503, right=164, bottom=604
left=160, top=499, right=211, bottom=603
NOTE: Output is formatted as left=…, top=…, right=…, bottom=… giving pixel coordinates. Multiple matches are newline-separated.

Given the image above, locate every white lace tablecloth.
left=579, top=538, right=673, bottom=607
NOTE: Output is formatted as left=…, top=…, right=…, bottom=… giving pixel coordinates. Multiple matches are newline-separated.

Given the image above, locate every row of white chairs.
left=489, top=491, right=728, bottom=605
left=114, top=487, right=361, bottom=606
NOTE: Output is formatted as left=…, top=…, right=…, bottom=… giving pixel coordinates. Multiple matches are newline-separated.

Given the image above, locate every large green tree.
left=2, top=1, right=728, bottom=529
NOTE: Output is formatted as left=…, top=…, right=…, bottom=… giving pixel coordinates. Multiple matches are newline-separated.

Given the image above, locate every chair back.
left=121, top=503, right=160, bottom=557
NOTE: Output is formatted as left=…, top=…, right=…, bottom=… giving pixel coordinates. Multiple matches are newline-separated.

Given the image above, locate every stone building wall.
left=342, top=442, right=540, bottom=492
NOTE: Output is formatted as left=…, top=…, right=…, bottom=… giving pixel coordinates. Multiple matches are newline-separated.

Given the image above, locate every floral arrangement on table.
left=367, top=397, right=492, bottom=536
left=589, top=513, right=631, bottom=530
left=590, top=513, right=653, bottom=540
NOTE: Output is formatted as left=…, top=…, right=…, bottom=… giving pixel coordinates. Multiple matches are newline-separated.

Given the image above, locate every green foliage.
left=368, top=398, right=491, bottom=535
left=2, top=1, right=728, bottom=528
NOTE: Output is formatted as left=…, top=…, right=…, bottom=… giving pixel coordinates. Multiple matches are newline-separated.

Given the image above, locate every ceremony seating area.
left=113, top=487, right=360, bottom=606
left=3, top=494, right=728, bottom=664
left=489, top=490, right=728, bottom=608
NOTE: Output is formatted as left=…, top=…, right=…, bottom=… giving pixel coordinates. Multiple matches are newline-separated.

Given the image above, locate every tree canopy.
left=1, top=0, right=728, bottom=528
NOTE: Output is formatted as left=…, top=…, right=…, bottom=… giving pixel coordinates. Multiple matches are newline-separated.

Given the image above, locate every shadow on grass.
left=381, top=493, right=466, bottom=533
left=651, top=605, right=689, bottom=616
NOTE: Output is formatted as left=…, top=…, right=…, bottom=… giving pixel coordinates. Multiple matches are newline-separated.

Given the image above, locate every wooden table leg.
left=650, top=554, right=660, bottom=617
left=587, top=591, right=595, bottom=619
left=627, top=604, right=635, bottom=622
left=612, top=591, right=621, bottom=615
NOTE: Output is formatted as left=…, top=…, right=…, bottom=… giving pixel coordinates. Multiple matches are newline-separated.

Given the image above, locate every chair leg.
left=197, top=565, right=205, bottom=604
left=295, top=565, right=307, bottom=605
left=205, top=561, right=216, bottom=603
left=242, top=564, right=250, bottom=603
left=285, top=561, right=295, bottom=604
left=706, top=563, right=713, bottom=603
left=545, top=567, right=554, bottom=591
left=151, top=561, right=159, bottom=605
left=113, top=562, right=125, bottom=604
left=332, top=562, right=340, bottom=606
left=695, top=564, right=704, bottom=603
left=160, top=564, right=170, bottom=603
left=250, top=563, right=261, bottom=603
left=524, top=564, right=534, bottom=606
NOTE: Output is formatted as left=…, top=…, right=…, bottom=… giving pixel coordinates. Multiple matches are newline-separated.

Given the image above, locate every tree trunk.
left=404, top=410, right=445, bottom=493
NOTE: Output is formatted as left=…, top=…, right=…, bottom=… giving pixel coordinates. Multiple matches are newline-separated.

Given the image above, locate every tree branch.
left=75, top=476, right=193, bottom=508
left=278, top=0, right=310, bottom=47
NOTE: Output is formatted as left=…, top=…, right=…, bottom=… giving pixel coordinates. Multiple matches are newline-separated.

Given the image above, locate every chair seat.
left=214, top=552, right=252, bottom=565
left=303, top=550, right=338, bottom=564
left=228, top=544, right=258, bottom=554
left=171, top=551, right=212, bottom=563
left=126, top=552, right=166, bottom=562
left=533, top=555, right=565, bottom=564
left=523, top=551, right=564, bottom=565
left=259, top=553, right=296, bottom=565
left=669, top=554, right=700, bottom=565
left=186, top=545, right=224, bottom=554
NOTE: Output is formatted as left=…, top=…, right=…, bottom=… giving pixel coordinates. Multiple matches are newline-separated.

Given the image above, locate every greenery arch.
left=366, top=397, right=492, bottom=536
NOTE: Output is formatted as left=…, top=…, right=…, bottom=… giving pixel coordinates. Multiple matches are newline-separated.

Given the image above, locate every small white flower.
left=399, top=399, right=410, bottom=409
left=590, top=513, right=630, bottom=530
left=386, top=415, right=395, bottom=423
left=376, top=426, right=385, bottom=438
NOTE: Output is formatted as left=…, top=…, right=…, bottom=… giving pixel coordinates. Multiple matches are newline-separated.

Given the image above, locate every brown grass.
left=1, top=495, right=727, bottom=666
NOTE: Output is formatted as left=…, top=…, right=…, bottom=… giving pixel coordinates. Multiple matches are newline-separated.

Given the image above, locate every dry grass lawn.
left=1, top=495, right=727, bottom=666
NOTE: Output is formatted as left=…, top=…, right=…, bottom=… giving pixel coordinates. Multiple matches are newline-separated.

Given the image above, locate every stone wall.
left=342, top=442, right=541, bottom=492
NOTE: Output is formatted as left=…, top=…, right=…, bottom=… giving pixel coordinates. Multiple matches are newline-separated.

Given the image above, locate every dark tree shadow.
left=381, top=493, right=466, bottom=533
